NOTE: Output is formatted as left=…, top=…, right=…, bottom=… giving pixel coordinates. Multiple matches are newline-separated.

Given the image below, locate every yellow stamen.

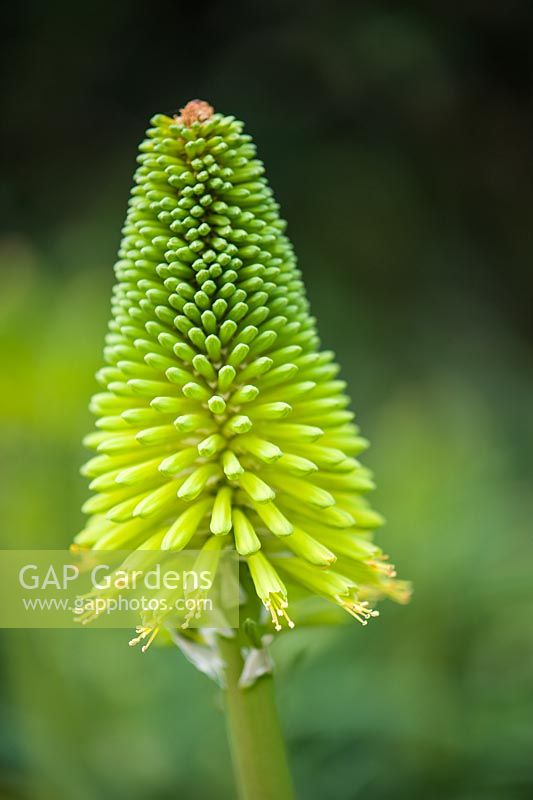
left=367, top=559, right=397, bottom=578
left=337, top=596, right=379, bottom=625
left=265, top=592, right=295, bottom=631
left=141, top=626, right=160, bottom=653
left=129, top=625, right=160, bottom=652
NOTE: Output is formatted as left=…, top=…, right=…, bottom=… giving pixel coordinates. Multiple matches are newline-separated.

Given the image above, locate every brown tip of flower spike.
left=176, top=99, right=214, bottom=126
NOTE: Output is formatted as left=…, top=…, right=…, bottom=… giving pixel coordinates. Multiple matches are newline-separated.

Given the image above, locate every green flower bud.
left=75, top=99, right=409, bottom=649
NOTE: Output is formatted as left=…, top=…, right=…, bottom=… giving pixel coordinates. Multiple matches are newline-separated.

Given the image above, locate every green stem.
left=219, top=634, right=295, bottom=800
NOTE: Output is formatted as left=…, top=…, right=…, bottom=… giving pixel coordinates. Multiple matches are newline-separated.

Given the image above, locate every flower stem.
left=219, top=634, right=295, bottom=800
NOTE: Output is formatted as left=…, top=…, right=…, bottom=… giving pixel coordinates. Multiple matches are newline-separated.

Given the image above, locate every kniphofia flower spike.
left=75, top=100, right=409, bottom=648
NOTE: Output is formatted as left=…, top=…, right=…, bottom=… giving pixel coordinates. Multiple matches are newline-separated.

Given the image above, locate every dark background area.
left=1, top=2, right=532, bottom=799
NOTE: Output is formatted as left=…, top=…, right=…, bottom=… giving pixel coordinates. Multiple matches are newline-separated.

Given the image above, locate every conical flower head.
left=76, top=100, right=409, bottom=638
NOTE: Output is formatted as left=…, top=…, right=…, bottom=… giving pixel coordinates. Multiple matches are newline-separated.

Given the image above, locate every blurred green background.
left=2, top=2, right=533, bottom=798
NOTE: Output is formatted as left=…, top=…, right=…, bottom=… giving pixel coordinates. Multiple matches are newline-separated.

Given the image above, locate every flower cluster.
left=75, top=100, right=409, bottom=645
